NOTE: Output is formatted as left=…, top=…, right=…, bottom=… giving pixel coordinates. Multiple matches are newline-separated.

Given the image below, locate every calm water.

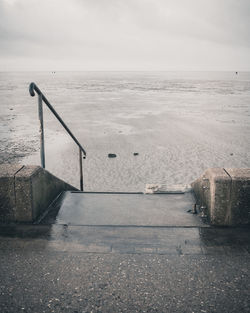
left=0, top=71, right=250, bottom=191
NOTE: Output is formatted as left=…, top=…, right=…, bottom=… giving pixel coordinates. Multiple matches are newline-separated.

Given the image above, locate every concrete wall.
left=191, top=168, right=250, bottom=226
left=0, top=164, right=77, bottom=223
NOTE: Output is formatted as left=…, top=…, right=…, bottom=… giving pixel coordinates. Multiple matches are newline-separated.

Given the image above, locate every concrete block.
left=0, top=164, right=77, bottom=223
left=0, top=164, right=24, bottom=222
left=225, top=168, right=250, bottom=225
left=191, top=168, right=250, bottom=226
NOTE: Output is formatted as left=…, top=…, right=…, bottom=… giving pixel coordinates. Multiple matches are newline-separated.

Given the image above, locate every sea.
left=0, top=71, right=250, bottom=191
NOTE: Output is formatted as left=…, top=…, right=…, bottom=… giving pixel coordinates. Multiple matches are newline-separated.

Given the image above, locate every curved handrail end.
left=29, top=82, right=36, bottom=97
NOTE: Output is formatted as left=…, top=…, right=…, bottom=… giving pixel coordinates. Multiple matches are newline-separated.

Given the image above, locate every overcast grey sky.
left=0, top=0, right=249, bottom=71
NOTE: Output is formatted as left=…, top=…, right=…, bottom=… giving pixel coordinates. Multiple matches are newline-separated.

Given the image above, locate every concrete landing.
left=42, top=191, right=205, bottom=227
left=1, top=224, right=249, bottom=256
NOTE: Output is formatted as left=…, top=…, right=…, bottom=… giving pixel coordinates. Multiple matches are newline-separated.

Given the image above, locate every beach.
left=0, top=71, right=250, bottom=191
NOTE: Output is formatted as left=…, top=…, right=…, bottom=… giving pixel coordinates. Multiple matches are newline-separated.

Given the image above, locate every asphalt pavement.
left=0, top=191, right=250, bottom=312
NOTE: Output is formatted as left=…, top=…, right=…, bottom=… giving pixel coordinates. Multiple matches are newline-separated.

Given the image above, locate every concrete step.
left=42, top=191, right=205, bottom=227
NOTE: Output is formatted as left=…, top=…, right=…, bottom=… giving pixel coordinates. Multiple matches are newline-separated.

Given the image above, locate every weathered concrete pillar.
left=191, top=168, right=250, bottom=225
left=0, top=164, right=23, bottom=222
left=0, top=164, right=77, bottom=223
left=225, top=169, right=250, bottom=225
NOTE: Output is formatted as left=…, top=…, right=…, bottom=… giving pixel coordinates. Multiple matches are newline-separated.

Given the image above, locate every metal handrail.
left=29, top=82, right=86, bottom=191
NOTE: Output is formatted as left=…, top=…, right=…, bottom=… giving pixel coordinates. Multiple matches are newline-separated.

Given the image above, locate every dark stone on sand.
left=108, top=153, right=116, bottom=158
left=133, top=153, right=139, bottom=156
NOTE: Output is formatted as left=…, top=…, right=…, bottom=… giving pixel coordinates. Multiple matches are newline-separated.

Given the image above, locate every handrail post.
left=38, top=94, right=45, bottom=168
left=79, top=147, right=83, bottom=191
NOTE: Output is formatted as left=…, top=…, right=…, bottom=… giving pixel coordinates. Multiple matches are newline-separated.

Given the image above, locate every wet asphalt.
left=0, top=192, right=250, bottom=312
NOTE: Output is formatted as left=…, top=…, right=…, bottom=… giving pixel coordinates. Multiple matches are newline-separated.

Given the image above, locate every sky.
left=0, top=0, right=250, bottom=71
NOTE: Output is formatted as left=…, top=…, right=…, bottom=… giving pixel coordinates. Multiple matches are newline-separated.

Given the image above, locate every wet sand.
left=1, top=71, right=250, bottom=191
